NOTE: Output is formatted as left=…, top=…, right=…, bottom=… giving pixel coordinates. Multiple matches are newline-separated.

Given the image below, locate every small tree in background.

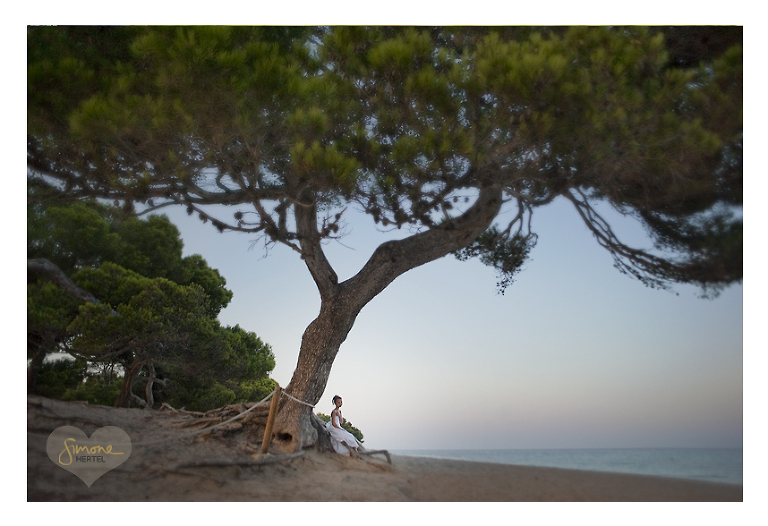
left=28, top=200, right=276, bottom=409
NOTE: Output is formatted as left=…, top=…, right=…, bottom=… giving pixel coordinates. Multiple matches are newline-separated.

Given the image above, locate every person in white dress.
left=325, top=395, right=360, bottom=457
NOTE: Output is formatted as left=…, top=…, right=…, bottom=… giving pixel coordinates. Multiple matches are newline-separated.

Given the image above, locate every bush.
left=61, top=375, right=121, bottom=406
left=34, top=358, right=88, bottom=398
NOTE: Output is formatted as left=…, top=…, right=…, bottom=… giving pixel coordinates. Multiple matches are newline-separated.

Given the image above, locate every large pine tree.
left=27, top=26, right=742, bottom=450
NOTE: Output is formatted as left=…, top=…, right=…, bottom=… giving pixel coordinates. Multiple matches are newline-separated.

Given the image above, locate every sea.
left=390, top=448, right=743, bottom=486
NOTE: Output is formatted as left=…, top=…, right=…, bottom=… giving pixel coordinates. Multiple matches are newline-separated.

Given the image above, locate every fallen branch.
left=176, top=450, right=305, bottom=469
left=173, top=416, right=226, bottom=429
left=360, top=449, right=392, bottom=464
left=160, top=404, right=206, bottom=417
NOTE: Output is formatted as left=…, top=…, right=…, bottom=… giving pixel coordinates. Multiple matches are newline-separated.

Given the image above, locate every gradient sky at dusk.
left=158, top=196, right=743, bottom=451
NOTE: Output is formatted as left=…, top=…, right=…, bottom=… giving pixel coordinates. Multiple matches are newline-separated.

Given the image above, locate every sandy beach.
left=28, top=396, right=742, bottom=502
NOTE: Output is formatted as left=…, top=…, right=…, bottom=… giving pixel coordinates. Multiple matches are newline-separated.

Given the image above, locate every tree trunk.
left=144, top=362, right=155, bottom=407
left=116, top=359, right=145, bottom=408
left=27, top=345, right=48, bottom=394
left=272, top=186, right=504, bottom=452
left=272, top=299, right=361, bottom=451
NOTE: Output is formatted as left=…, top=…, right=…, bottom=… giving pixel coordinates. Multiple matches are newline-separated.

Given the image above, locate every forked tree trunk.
left=116, top=359, right=146, bottom=408
left=271, top=186, right=504, bottom=452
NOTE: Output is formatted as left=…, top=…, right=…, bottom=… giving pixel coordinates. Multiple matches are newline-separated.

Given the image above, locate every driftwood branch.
left=360, top=449, right=392, bottom=464
left=128, top=392, right=148, bottom=408
left=159, top=403, right=205, bottom=416
left=176, top=450, right=305, bottom=469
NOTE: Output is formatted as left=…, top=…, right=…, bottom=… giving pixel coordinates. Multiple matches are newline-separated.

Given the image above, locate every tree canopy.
left=27, top=26, right=742, bottom=450
left=28, top=199, right=233, bottom=312
left=28, top=26, right=741, bottom=293
left=28, top=199, right=276, bottom=410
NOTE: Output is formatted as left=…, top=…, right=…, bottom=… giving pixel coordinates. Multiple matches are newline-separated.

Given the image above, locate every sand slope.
left=27, top=396, right=741, bottom=502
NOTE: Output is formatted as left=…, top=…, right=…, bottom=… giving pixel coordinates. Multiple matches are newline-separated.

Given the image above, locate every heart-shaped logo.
left=46, top=426, right=132, bottom=487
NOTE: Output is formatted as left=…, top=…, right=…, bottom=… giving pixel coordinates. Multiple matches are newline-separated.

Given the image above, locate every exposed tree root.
left=169, top=401, right=271, bottom=431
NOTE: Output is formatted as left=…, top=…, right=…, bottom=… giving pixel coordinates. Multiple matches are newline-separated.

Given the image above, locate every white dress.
left=325, top=411, right=359, bottom=454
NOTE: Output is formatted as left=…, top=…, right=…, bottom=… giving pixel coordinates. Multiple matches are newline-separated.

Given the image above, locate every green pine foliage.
left=28, top=27, right=741, bottom=296
left=34, top=359, right=89, bottom=399
left=61, top=376, right=122, bottom=407
left=27, top=200, right=275, bottom=410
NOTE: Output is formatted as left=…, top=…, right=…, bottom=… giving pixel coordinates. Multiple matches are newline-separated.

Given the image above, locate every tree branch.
left=341, top=185, right=504, bottom=309
left=295, top=199, right=339, bottom=299
left=564, top=190, right=680, bottom=289
left=27, top=258, right=100, bottom=305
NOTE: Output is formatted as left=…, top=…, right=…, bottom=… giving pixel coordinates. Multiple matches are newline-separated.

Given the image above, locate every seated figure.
left=325, top=395, right=360, bottom=457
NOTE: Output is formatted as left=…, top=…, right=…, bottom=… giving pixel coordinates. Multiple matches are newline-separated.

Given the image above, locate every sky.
left=157, top=196, right=743, bottom=451
left=15, top=4, right=750, bottom=456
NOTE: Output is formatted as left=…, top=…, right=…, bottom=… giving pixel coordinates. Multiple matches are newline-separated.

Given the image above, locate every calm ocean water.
left=391, top=448, right=742, bottom=485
